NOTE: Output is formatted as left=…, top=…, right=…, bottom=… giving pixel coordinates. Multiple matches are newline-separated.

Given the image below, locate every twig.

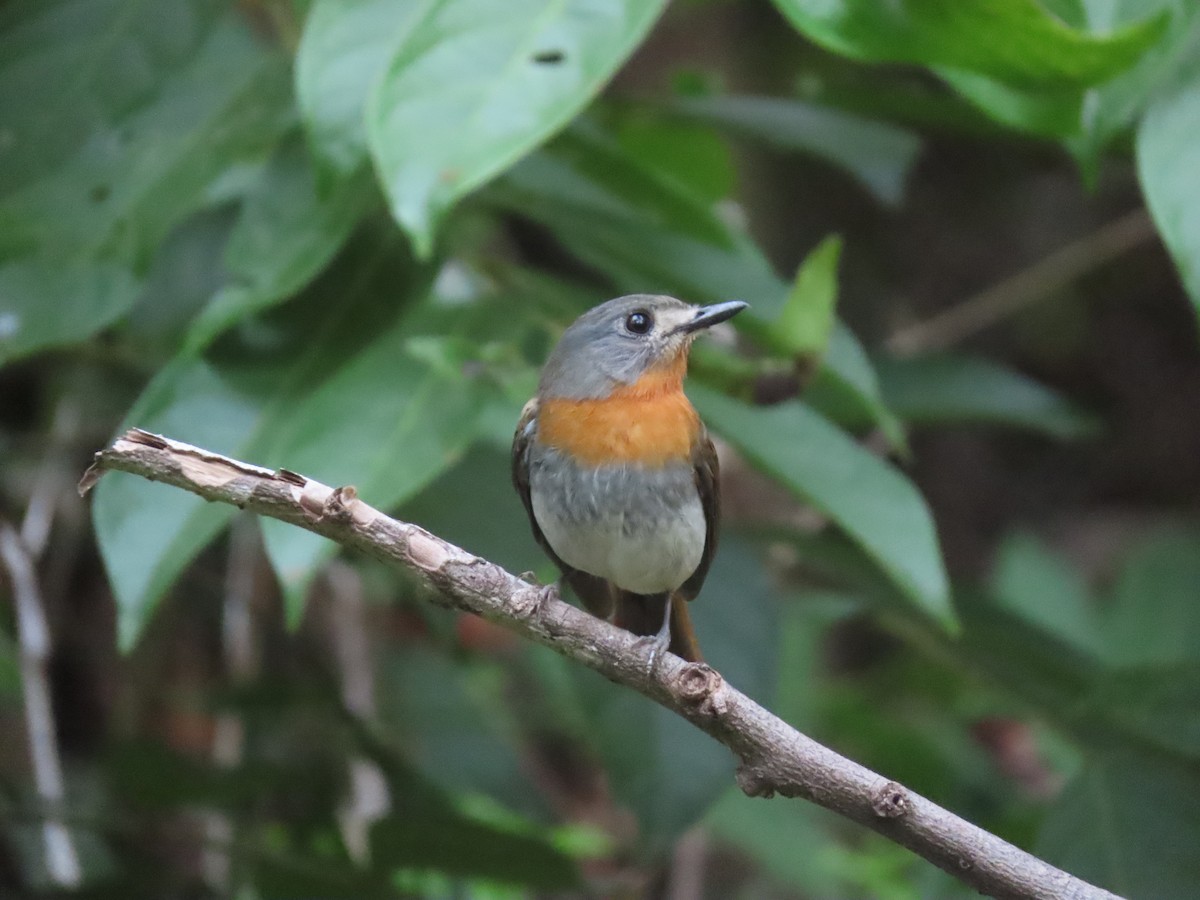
left=325, top=562, right=391, bottom=861
left=20, top=399, right=81, bottom=558
left=886, top=209, right=1156, bottom=357
left=0, top=522, right=82, bottom=888
left=202, top=515, right=261, bottom=891
left=665, top=828, right=708, bottom=900
left=78, top=429, right=1120, bottom=900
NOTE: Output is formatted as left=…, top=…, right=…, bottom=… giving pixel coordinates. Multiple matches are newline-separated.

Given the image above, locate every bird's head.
left=537, top=294, right=747, bottom=400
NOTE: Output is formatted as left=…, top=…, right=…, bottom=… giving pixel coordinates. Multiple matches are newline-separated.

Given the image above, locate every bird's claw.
left=633, top=632, right=671, bottom=676
left=514, top=581, right=559, bottom=620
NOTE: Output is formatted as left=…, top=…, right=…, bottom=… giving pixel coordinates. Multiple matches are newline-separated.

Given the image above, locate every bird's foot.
left=633, top=632, right=670, bottom=675
left=514, top=580, right=559, bottom=620
left=634, top=607, right=674, bottom=675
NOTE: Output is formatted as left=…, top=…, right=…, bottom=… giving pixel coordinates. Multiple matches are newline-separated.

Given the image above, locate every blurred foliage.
left=1, top=0, right=1199, bottom=897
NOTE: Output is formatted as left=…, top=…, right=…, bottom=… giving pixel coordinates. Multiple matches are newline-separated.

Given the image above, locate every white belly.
left=531, top=487, right=706, bottom=595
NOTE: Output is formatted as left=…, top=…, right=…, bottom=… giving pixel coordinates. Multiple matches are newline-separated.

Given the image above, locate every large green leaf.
left=691, top=387, right=953, bottom=629
left=707, top=786, right=957, bottom=900
left=0, top=259, right=140, bottom=366
left=259, top=331, right=485, bottom=619
left=92, top=358, right=262, bottom=648
left=93, top=231, right=438, bottom=648
left=989, top=532, right=1103, bottom=656
left=0, top=0, right=291, bottom=360
left=938, top=70, right=1085, bottom=137
left=1137, top=69, right=1200, bottom=320
left=1071, top=0, right=1200, bottom=174
left=295, top=0, right=439, bottom=177
left=875, top=354, right=1100, bottom=439
left=374, top=645, right=551, bottom=822
left=1037, top=751, right=1200, bottom=899
left=0, top=0, right=225, bottom=196
left=1099, top=526, right=1200, bottom=667
left=669, top=95, right=922, bottom=206
left=1077, top=666, right=1200, bottom=762
left=183, top=137, right=376, bottom=352
left=365, top=0, right=669, bottom=255
left=492, top=127, right=782, bottom=301
left=771, top=0, right=1166, bottom=89
left=0, top=1, right=291, bottom=265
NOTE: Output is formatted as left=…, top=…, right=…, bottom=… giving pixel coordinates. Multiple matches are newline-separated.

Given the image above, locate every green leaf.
left=0, top=0, right=292, bottom=267
left=774, top=235, right=842, bottom=358
left=1078, top=666, right=1200, bottom=762
left=691, top=387, right=954, bottom=629
left=989, top=532, right=1104, bottom=655
left=370, top=814, right=578, bottom=889
left=669, top=95, right=922, bottom=205
left=93, top=230, right=434, bottom=648
left=259, top=332, right=485, bottom=619
left=875, top=354, right=1100, bottom=439
left=124, top=208, right=238, bottom=352
left=1037, top=751, right=1200, bottom=899
left=954, top=594, right=1098, bottom=716
left=374, top=646, right=550, bottom=822
left=369, top=645, right=604, bottom=885
left=708, top=788, right=953, bottom=900
left=184, top=137, right=376, bottom=352
left=366, top=0, right=670, bottom=255
left=92, top=359, right=261, bottom=649
left=939, top=69, right=1085, bottom=137
left=1099, top=526, right=1200, bottom=667
left=0, top=0, right=292, bottom=367
left=0, top=259, right=140, bottom=366
left=1137, top=69, right=1200, bottom=320
left=771, top=0, right=1167, bottom=89
left=295, top=0, right=439, bottom=176
left=805, top=326, right=908, bottom=451
left=1071, top=0, right=1200, bottom=175
left=610, top=113, right=735, bottom=204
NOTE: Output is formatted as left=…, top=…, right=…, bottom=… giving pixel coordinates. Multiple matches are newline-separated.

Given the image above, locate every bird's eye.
left=625, top=310, right=653, bottom=335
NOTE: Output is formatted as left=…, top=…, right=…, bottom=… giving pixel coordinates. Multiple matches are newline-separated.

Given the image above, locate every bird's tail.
left=612, top=591, right=703, bottom=662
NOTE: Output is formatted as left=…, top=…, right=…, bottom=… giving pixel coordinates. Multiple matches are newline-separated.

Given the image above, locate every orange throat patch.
left=537, top=355, right=700, bottom=467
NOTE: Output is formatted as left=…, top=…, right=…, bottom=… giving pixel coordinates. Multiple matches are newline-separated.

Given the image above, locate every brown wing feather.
left=511, top=398, right=615, bottom=619
left=679, top=430, right=720, bottom=602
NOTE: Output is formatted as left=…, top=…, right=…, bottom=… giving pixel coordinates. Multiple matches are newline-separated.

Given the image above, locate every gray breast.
left=528, top=444, right=706, bottom=595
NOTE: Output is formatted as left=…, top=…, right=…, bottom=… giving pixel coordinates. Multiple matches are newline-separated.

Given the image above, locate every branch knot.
left=871, top=781, right=910, bottom=819
left=676, top=662, right=723, bottom=710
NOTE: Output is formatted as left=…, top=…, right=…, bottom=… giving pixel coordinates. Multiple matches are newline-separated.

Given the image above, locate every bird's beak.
left=677, top=300, right=749, bottom=334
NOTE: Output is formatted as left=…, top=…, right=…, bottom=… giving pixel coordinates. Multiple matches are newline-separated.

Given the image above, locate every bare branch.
left=202, top=515, right=261, bottom=891
left=0, top=522, right=82, bottom=888
left=886, top=209, right=1155, bottom=357
left=79, top=429, right=1120, bottom=900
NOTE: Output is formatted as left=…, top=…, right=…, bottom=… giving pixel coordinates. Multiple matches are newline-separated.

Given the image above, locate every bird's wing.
left=679, top=429, right=720, bottom=602
left=511, top=399, right=544, bottom=543
left=511, top=398, right=615, bottom=618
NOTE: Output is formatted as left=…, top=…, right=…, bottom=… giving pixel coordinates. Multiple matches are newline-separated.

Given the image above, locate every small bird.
left=512, top=294, right=748, bottom=661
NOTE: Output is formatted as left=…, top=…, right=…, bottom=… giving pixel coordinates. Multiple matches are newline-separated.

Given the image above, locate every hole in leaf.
left=532, top=50, right=565, bottom=64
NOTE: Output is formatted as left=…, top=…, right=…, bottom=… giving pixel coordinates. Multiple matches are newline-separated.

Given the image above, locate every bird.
left=511, top=294, right=748, bottom=662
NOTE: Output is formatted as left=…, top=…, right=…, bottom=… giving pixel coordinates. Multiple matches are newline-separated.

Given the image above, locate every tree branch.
left=0, top=521, right=82, bottom=888
left=79, top=429, right=1117, bottom=900
left=886, top=209, right=1155, bottom=357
